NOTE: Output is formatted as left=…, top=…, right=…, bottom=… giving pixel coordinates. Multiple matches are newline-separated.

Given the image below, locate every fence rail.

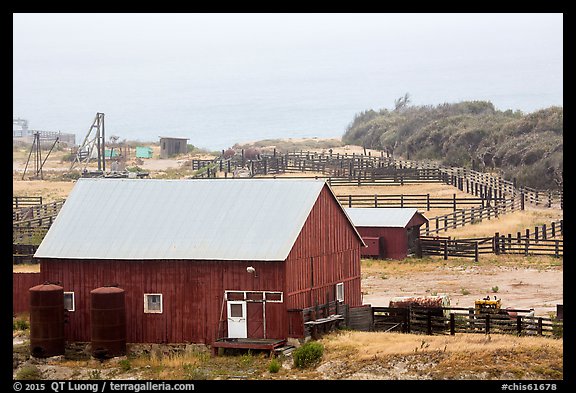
left=420, top=197, right=521, bottom=236
left=338, top=193, right=502, bottom=211
left=13, top=196, right=43, bottom=209
left=417, top=220, right=563, bottom=261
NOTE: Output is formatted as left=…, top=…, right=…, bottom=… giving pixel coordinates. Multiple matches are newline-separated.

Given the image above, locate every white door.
left=227, top=301, right=247, bottom=338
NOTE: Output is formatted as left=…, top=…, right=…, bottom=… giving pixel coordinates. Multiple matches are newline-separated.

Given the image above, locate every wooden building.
left=345, top=208, right=428, bottom=260
left=159, top=136, right=188, bottom=158
left=34, top=178, right=364, bottom=347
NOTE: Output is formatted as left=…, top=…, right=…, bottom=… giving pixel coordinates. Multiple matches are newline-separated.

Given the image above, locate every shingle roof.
left=35, top=178, right=357, bottom=261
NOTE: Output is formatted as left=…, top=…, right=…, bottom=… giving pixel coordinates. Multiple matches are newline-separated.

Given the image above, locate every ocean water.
left=13, top=14, right=563, bottom=151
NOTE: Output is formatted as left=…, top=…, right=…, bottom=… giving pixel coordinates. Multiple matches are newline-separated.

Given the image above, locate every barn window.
left=144, top=294, right=163, bottom=314
left=64, top=292, right=75, bottom=312
left=336, top=283, right=344, bottom=302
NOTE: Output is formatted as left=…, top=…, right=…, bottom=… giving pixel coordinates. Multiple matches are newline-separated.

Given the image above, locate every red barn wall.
left=39, top=259, right=286, bottom=344
left=13, top=272, right=42, bottom=314
left=356, top=227, right=408, bottom=260
left=285, top=185, right=362, bottom=310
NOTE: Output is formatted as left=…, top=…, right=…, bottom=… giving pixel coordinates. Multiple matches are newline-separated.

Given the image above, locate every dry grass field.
left=12, top=139, right=563, bottom=381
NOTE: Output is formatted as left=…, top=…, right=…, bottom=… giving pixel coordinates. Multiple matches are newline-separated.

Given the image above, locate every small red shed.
left=34, top=178, right=364, bottom=348
left=344, top=208, right=428, bottom=260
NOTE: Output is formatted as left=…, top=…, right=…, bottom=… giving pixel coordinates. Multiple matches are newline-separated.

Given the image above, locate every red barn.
left=344, top=208, right=428, bottom=260
left=34, top=178, right=363, bottom=348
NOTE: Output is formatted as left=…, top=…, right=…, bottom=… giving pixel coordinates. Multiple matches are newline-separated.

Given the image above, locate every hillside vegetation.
left=342, top=99, right=563, bottom=190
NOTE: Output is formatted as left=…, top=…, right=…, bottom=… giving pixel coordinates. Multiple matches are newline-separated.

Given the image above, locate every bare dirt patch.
left=361, top=256, right=562, bottom=316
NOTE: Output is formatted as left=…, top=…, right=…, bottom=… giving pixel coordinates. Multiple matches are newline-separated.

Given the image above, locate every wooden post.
left=542, top=224, right=547, bottom=240
left=416, top=239, right=423, bottom=258
left=551, top=222, right=555, bottom=237
left=485, top=314, right=490, bottom=335
left=537, top=318, right=543, bottom=336
left=426, top=193, right=430, bottom=211
left=555, top=241, right=559, bottom=258
left=520, top=192, right=525, bottom=211
left=348, top=195, right=352, bottom=208
left=443, top=240, right=448, bottom=260
left=450, top=313, right=455, bottom=335
left=494, top=232, right=500, bottom=254
left=374, top=194, right=378, bottom=208
left=453, top=193, right=457, bottom=212
left=517, top=316, right=522, bottom=336
left=474, top=242, right=479, bottom=263
left=535, top=226, right=539, bottom=242
left=427, top=310, right=432, bottom=335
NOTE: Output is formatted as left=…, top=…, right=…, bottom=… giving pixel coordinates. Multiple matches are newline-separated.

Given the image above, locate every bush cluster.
left=292, top=341, right=324, bottom=369
left=343, top=100, right=562, bottom=190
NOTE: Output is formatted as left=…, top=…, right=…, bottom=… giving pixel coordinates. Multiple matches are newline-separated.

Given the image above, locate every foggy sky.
left=13, top=13, right=563, bottom=148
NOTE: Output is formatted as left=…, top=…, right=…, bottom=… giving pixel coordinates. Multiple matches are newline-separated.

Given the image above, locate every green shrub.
left=292, top=341, right=324, bottom=369
left=268, top=358, right=281, bottom=373
left=13, top=317, right=29, bottom=331
left=16, top=365, right=42, bottom=380
left=118, top=359, right=131, bottom=372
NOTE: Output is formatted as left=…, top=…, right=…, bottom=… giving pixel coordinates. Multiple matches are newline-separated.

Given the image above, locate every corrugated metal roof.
left=344, top=207, right=427, bottom=228
left=35, top=178, right=332, bottom=261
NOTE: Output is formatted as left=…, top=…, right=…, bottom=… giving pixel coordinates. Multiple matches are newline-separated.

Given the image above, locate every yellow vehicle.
left=474, top=297, right=502, bottom=315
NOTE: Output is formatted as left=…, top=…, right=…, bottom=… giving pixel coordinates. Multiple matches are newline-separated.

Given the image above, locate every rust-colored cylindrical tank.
left=29, top=283, right=65, bottom=358
left=90, top=285, right=126, bottom=358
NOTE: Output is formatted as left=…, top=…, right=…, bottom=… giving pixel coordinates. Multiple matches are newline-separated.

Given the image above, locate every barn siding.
left=356, top=227, right=408, bottom=260
left=13, top=272, right=42, bottom=314
left=40, top=259, right=286, bottom=344
left=285, top=186, right=362, bottom=310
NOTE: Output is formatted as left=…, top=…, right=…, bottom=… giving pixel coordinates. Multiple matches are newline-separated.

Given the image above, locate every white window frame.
left=144, top=293, right=163, bottom=314
left=64, top=292, right=75, bottom=312
left=336, top=282, right=345, bottom=303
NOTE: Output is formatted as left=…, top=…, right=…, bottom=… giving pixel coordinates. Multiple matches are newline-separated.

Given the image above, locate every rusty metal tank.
left=29, top=283, right=65, bottom=358
left=90, top=285, right=126, bottom=358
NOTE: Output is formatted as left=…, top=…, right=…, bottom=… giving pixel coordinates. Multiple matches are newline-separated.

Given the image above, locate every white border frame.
left=64, top=291, right=75, bottom=312
left=144, top=293, right=163, bottom=314
left=336, top=282, right=344, bottom=302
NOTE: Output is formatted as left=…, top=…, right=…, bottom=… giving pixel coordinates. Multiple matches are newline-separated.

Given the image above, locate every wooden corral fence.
left=420, top=197, right=521, bottom=236
left=416, top=219, right=563, bottom=261
left=13, top=272, right=41, bottom=314
left=13, top=199, right=65, bottom=243
left=371, top=306, right=563, bottom=338
left=13, top=196, right=43, bottom=209
left=13, top=199, right=65, bottom=222
left=191, top=151, right=562, bottom=211
left=338, top=193, right=504, bottom=211
left=13, top=244, right=38, bottom=264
